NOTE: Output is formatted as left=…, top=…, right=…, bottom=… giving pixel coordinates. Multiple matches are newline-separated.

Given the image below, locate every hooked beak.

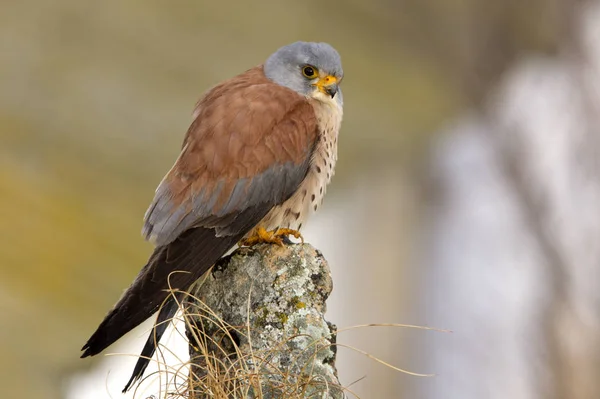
left=315, top=75, right=339, bottom=98
left=324, top=83, right=338, bottom=98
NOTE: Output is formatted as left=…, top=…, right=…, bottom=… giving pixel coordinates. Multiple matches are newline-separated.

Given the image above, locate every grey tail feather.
left=122, top=295, right=180, bottom=393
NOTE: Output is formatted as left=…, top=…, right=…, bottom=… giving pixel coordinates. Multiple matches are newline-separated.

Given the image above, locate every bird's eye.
left=302, top=65, right=318, bottom=79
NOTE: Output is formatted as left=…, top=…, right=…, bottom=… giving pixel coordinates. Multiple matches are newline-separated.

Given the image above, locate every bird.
left=80, top=41, right=344, bottom=393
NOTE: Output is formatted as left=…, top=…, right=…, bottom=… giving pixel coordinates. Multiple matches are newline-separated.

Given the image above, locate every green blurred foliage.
left=0, top=0, right=562, bottom=397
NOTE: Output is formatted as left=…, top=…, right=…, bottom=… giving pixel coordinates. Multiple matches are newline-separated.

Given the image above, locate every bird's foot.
left=274, top=228, right=304, bottom=244
left=240, top=227, right=304, bottom=247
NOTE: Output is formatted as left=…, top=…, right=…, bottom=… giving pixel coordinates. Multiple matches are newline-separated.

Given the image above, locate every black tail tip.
left=80, top=343, right=90, bottom=358
left=122, top=375, right=138, bottom=393
left=80, top=341, right=98, bottom=358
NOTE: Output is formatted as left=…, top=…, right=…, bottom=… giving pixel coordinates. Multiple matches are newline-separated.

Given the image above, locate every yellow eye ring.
left=302, top=65, right=318, bottom=79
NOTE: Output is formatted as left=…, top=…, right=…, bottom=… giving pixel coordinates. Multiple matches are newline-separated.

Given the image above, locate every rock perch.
left=185, top=243, right=343, bottom=398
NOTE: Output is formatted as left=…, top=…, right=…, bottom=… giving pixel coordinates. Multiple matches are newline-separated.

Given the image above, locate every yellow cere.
left=316, top=75, right=338, bottom=93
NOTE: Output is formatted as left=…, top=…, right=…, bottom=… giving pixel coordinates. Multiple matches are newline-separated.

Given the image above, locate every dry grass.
left=117, top=284, right=448, bottom=399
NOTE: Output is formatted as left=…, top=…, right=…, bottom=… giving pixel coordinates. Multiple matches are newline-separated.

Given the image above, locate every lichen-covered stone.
left=185, top=243, right=342, bottom=399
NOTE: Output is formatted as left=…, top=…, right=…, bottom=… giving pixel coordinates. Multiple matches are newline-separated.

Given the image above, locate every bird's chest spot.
left=257, top=101, right=342, bottom=232
left=291, top=106, right=341, bottom=218
left=309, top=127, right=338, bottom=206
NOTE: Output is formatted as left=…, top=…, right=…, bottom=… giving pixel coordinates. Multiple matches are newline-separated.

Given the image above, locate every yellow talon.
left=240, top=227, right=282, bottom=247
left=239, top=227, right=304, bottom=247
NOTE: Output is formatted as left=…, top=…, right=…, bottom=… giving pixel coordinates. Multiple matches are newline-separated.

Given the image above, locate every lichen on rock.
left=185, top=243, right=343, bottom=398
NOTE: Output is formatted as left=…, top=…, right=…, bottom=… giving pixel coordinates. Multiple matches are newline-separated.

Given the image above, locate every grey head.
left=264, top=41, right=343, bottom=106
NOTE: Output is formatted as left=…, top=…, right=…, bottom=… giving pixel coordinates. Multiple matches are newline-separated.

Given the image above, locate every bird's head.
left=264, top=41, right=343, bottom=106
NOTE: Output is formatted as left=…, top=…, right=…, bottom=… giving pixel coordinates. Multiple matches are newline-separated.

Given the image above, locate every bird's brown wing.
left=144, top=66, right=318, bottom=246
left=81, top=66, right=319, bottom=390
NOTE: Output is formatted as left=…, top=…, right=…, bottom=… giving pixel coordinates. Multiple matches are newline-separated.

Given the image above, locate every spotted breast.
left=253, top=96, right=343, bottom=233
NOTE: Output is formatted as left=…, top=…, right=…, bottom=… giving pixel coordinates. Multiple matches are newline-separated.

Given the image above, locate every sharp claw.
left=274, top=228, right=303, bottom=244
left=280, top=235, right=294, bottom=245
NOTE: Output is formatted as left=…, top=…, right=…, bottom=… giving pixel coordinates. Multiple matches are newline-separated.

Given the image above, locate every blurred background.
left=2, top=0, right=599, bottom=398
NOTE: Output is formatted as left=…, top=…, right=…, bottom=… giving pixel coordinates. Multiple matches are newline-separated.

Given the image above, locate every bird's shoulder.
left=181, top=65, right=319, bottom=175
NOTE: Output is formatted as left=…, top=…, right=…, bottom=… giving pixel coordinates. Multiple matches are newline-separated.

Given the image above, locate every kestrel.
left=80, top=41, right=344, bottom=392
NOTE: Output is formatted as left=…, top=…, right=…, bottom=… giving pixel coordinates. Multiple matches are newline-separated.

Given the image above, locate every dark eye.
left=302, top=65, right=318, bottom=79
